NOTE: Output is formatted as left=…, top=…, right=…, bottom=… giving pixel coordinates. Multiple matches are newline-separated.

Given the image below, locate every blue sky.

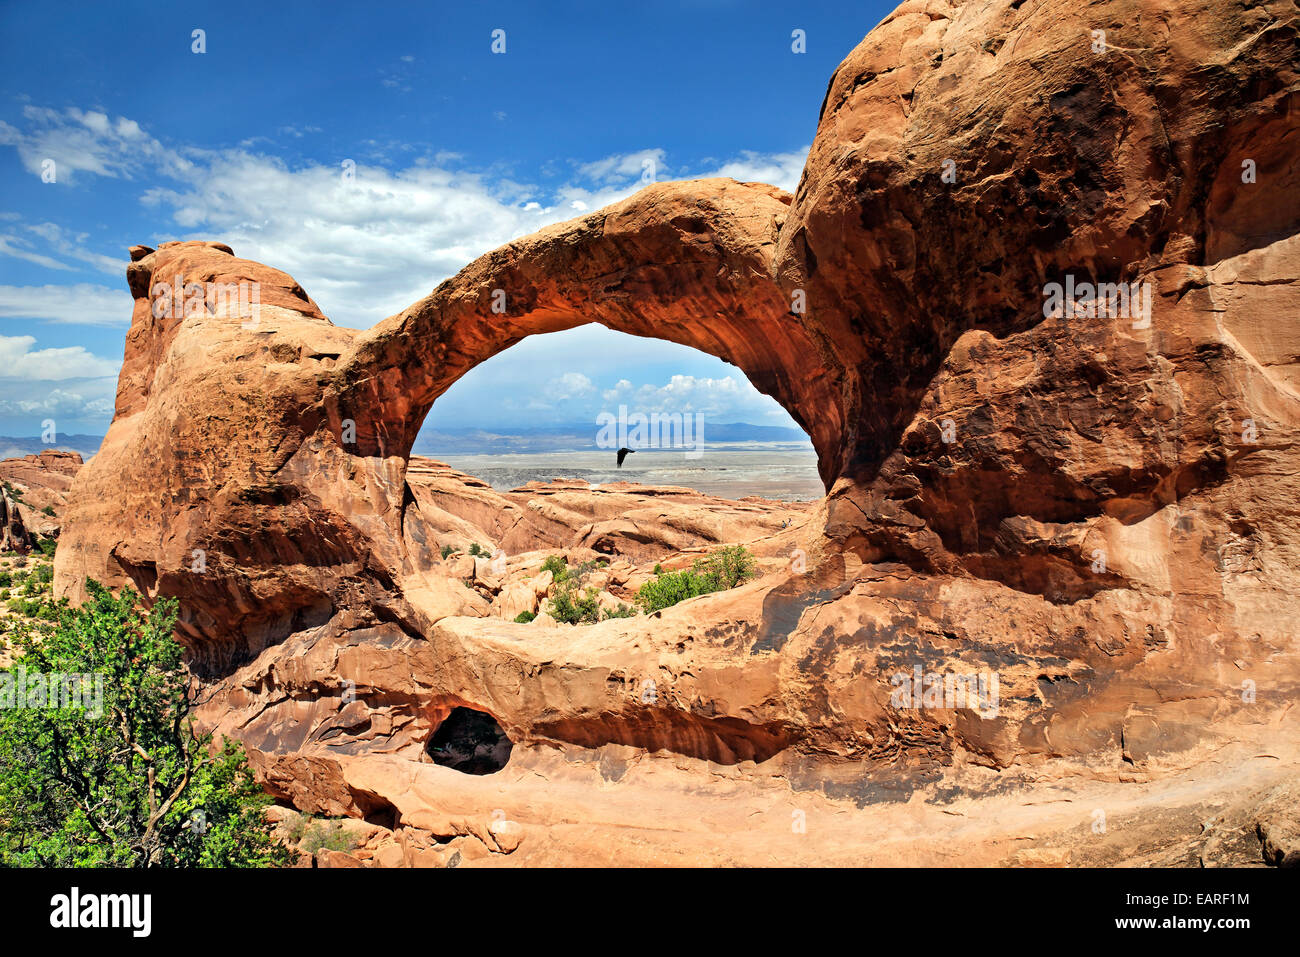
left=0, top=0, right=892, bottom=441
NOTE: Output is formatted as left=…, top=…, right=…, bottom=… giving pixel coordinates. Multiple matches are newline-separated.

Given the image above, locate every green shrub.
left=635, top=545, right=757, bottom=613
left=513, top=610, right=536, bottom=624
left=35, top=537, right=56, bottom=558
left=286, top=816, right=357, bottom=856
left=468, top=542, right=485, bottom=557
left=0, top=582, right=292, bottom=867
left=0, top=571, right=10, bottom=588
left=548, top=580, right=601, bottom=624
left=440, top=544, right=455, bottom=559
left=540, top=555, right=569, bottom=581
left=704, top=545, right=757, bottom=589
left=6, top=597, right=58, bottom=621
left=41, top=505, right=55, bottom=517
left=635, top=568, right=710, bottom=613
left=569, top=558, right=608, bottom=580
left=602, top=603, right=637, bottom=620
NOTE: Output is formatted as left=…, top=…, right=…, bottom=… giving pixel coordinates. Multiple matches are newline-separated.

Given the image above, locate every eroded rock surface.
left=55, top=0, right=1300, bottom=864
left=0, top=451, right=82, bottom=550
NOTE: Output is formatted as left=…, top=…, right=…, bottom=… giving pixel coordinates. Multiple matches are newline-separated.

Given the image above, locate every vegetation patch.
left=0, top=580, right=294, bottom=867
left=635, top=545, right=757, bottom=613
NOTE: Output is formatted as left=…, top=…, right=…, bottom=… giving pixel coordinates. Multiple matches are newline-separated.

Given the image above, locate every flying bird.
left=616, top=447, right=635, bottom=467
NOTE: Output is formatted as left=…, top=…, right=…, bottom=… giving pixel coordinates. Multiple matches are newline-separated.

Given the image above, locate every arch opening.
left=425, top=707, right=513, bottom=775
left=412, top=325, right=822, bottom=502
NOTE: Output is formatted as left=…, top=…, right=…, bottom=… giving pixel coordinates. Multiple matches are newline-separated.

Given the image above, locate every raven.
left=616, top=447, right=635, bottom=467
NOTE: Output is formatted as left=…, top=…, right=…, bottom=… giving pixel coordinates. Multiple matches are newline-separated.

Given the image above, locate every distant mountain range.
left=0, top=423, right=811, bottom=462
left=0, top=434, right=105, bottom=460
left=412, top=422, right=811, bottom=455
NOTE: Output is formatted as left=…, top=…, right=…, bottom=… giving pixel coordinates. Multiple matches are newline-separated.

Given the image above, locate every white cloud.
left=0, top=105, right=809, bottom=338
left=545, top=372, right=595, bottom=401
left=600, top=374, right=786, bottom=421
left=702, top=149, right=808, bottom=193
left=0, top=335, right=119, bottom=425
left=19, top=222, right=123, bottom=274
left=0, top=384, right=115, bottom=421
left=0, top=284, right=133, bottom=326
left=577, top=148, right=667, bottom=185
left=0, top=234, right=72, bottom=271
left=0, top=334, right=120, bottom=380
left=0, top=106, right=187, bottom=183
left=0, top=385, right=115, bottom=419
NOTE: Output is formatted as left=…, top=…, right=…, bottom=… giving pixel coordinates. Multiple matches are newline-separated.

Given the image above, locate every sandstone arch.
left=330, top=178, right=846, bottom=487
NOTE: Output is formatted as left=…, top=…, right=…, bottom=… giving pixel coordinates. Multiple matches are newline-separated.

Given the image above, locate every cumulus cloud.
left=702, top=149, right=807, bottom=193
left=0, top=334, right=121, bottom=379
left=0, top=334, right=119, bottom=427
left=0, top=284, right=133, bottom=326
left=0, top=385, right=115, bottom=419
left=0, top=104, right=809, bottom=329
left=0, top=105, right=189, bottom=183
left=599, top=374, right=788, bottom=421
left=545, top=372, right=596, bottom=401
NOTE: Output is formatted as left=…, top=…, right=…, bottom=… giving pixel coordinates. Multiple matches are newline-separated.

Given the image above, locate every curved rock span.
left=56, top=0, right=1300, bottom=865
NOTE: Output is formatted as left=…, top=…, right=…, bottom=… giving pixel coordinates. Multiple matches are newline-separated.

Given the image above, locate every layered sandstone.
left=0, top=450, right=82, bottom=549
left=54, top=0, right=1300, bottom=865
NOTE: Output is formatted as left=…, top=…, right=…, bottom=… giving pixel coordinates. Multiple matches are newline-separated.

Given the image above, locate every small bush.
left=602, top=603, right=636, bottom=620
left=468, top=542, right=485, bottom=557
left=286, top=816, right=357, bottom=856
left=35, top=537, right=56, bottom=557
left=569, top=558, right=607, bottom=580
left=548, top=580, right=600, bottom=625
left=513, top=610, right=536, bottom=624
left=0, top=571, right=10, bottom=588
left=540, top=555, right=569, bottom=581
left=635, top=545, right=757, bottom=613
left=6, top=597, right=59, bottom=621
left=440, top=544, right=455, bottom=559
left=41, top=505, right=55, bottom=517
left=704, top=545, right=757, bottom=590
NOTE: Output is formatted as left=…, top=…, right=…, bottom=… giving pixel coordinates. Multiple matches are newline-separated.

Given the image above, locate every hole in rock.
left=411, top=326, right=822, bottom=502
left=425, top=707, right=513, bottom=775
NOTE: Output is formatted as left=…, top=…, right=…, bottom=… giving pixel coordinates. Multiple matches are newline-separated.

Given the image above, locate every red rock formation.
left=0, top=450, right=82, bottom=548
left=54, top=0, right=1300, bottom=865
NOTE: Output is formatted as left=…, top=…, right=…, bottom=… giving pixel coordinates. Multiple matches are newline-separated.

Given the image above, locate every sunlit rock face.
left=54, top=0, right=1300, bottom=866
